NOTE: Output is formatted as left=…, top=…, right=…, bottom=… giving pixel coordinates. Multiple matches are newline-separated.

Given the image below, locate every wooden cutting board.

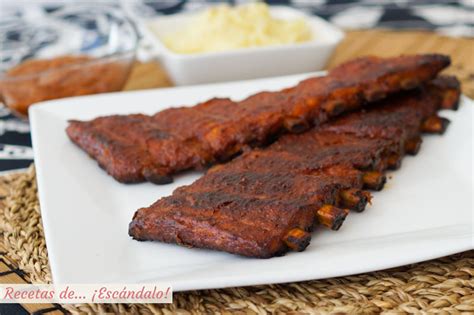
left=124, top=30, right=474, bottom=98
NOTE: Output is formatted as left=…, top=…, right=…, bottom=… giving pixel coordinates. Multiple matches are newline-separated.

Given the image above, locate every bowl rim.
left=142, top=5, right=345, bottom=60
left=0, top=4, right=139, bottom=81
left=0, top=51, right=136, bottom=82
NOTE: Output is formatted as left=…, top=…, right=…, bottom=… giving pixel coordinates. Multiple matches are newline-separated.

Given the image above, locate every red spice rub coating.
left=66, top=54, right=450, bottom=184
left=128, top=76, right=460, bottom=258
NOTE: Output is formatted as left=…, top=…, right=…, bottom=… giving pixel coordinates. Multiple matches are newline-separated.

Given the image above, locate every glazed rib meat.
left=66, top=54, right=450, bottom=184
left=128, top=76, right=460, bottom=258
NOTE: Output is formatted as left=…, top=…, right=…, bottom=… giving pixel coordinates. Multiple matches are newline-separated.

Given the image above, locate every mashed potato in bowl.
left=159, top=3, right=312, bottom=54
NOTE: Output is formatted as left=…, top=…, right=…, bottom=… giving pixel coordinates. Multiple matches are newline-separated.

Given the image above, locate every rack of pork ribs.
left=128, top=75, right=461, bottom=258
left=67, top=54, right=450, bottom=184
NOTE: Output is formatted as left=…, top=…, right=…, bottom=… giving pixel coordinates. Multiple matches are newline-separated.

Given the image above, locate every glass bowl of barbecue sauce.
left=0, top=4, right=139, bottom=117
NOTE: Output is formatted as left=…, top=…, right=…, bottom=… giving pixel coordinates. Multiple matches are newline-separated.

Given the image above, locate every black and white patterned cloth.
left=0, top=0, right=472, bottom=173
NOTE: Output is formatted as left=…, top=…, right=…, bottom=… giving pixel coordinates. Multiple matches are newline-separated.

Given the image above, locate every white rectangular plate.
left=30, top=73, right=473, bottom=291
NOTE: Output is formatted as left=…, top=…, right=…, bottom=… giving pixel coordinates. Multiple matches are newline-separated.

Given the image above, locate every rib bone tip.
left=421, top=116, right=450, bottom=134
left=283, top=228, right=311, bottom=252
left=340, top=189, right=372, bottom=212
left=362, top=171, right=386, bottom=191
left=386, top=153, right=402, bottom=170
left=404, top=136, right=422, bottom=155
left=316, top=205, right=349, bottom=230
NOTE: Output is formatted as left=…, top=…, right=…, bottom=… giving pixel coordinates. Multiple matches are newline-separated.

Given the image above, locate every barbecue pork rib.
left=128, top=76, right=460, bottom=258
left=67, top=54, right=450, bottom=184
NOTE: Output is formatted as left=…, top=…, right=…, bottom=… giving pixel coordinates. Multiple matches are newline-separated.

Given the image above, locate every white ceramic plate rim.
left=29, top=73, right=473, bottom=291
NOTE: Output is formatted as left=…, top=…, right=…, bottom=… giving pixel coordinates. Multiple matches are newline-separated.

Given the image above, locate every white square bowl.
left=140, top=6, right=344, bottom=85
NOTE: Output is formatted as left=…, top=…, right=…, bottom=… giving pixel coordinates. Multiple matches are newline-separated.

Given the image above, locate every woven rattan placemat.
left=0, top=166, right=473, bottom=314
